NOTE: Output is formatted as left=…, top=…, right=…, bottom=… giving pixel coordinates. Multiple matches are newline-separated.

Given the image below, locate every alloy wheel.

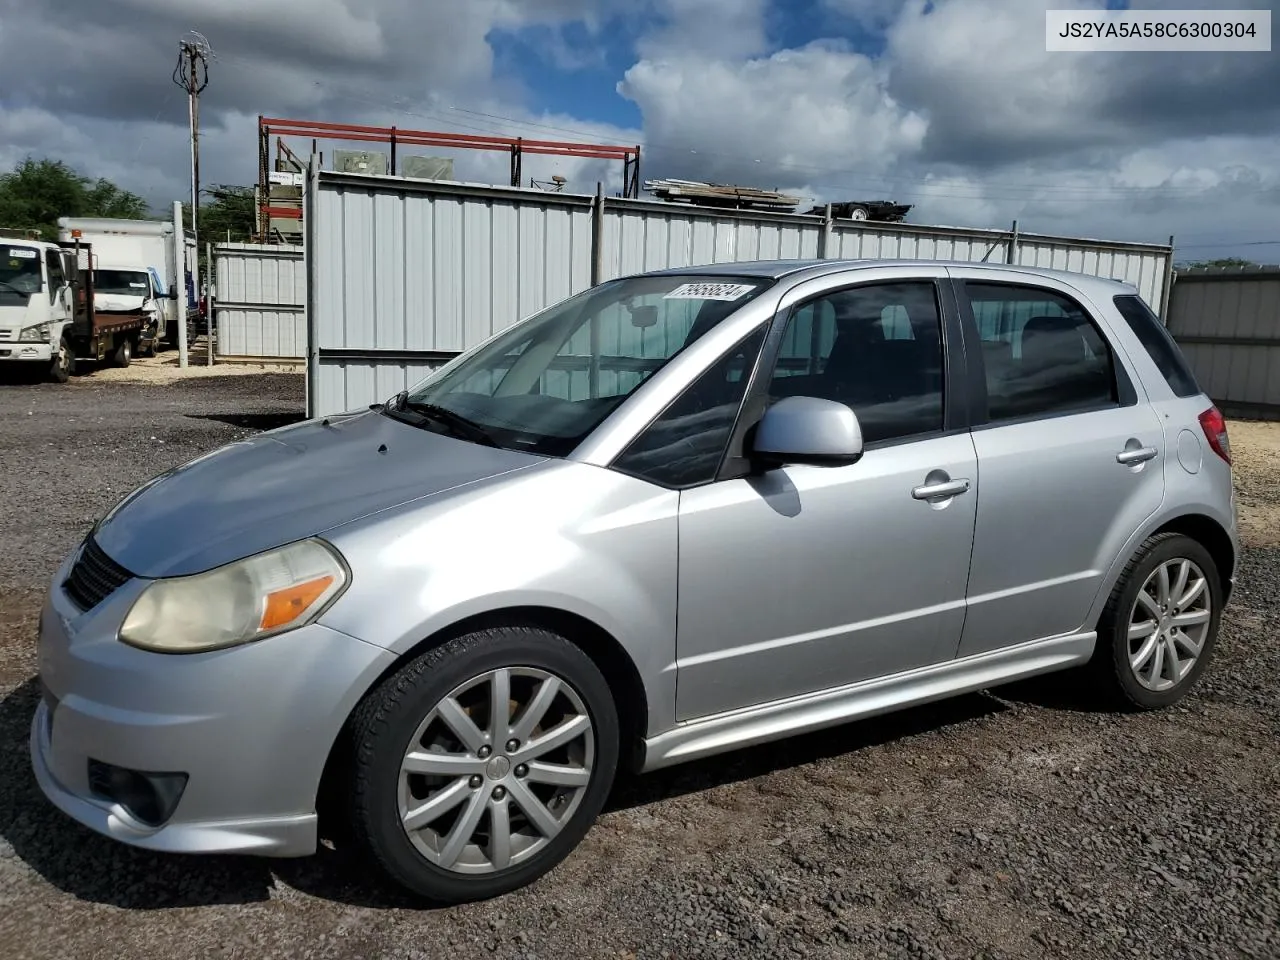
left=1127, top=557, right=1212, bottom=692
left=397, top=667, right=595, bottom=874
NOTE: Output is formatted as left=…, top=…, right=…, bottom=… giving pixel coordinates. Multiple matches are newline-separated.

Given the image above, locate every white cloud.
left=0, top=0, right=1275, bottom=262
left=621, top=41, right=927, bottom=186
left=636, top=0, right=771, bottom=62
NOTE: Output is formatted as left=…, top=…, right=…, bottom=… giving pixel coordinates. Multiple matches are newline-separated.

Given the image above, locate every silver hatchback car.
left=32, top=259, right=1236, bottom=903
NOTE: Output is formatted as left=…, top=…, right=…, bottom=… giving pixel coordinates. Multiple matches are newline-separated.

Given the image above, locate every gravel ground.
left=0, top=373, right=1276, bottom=960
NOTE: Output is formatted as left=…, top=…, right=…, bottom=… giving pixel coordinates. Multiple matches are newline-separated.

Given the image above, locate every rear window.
left=1112, top=295, right=1200, bottom=398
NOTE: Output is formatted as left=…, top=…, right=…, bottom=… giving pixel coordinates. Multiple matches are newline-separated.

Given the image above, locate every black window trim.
left=950, top=277, right=1139, bottom=431
left=714, top=276, right=970, bottom=483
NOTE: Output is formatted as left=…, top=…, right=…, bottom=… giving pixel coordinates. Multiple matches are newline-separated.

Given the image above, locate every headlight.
left=19, top=322, right=51, bottom=342
left=119, top=539, right=349, bottom=654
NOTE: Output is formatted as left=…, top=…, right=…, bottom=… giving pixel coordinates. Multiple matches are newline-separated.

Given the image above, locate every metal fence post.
left=174, top=201, right=188, bottom=368
left=206, top=241, right=214, bottom=366
left=591, top=182, right=604, bottom=286
left=819, top=203, right=833, bottom=259
left=1006, top=219, right=1020, bottom=265
left=304, top=155, right=319, bottom=418
left=1158, top=235, right=1175, bottom=323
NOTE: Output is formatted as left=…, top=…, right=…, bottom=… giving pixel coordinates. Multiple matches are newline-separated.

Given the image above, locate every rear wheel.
left=112, top=336, right=132, bottom=368
left=345, top=626, right=619, bottom=903
left=49, top=336, right=73, bottom=383
left=1091, top=532, right=1221, bottom=709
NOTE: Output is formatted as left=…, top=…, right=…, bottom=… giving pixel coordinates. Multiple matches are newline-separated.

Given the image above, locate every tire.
left=1090, top=532, right=1222, bottom=710
left=49, top=336, right=73, bottom=383
left=345, top=626, right=620, bottom=904
left=112, top=336, right=132, bottom=368
left=847, top=205, right=870, bottom=221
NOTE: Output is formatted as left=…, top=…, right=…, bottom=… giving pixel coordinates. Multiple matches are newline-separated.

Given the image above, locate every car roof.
left=636, top=258, right=1140, bottom=294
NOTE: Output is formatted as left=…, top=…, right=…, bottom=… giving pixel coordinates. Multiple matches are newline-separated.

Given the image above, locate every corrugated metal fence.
left=306, top=170, right=1174, bottom=417
left=213, top=242, right=306, bottom=359
left=1167, top=266, right=1280, bottom=420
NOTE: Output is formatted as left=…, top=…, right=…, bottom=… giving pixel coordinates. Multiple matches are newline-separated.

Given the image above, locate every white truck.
left=0, top=232, right=153, bottom=381
left=56, top=217, right=196, bottom=354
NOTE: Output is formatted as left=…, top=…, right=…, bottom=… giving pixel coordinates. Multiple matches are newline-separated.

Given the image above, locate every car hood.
left=95, top=293, right=147, bottom=312
left=93, top=410, right=545, bottom=578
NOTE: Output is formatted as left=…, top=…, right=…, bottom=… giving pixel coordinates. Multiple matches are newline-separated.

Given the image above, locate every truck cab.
left=0, top=239, right=76, bottom=382
left=92, top=264, right=166, bottom=356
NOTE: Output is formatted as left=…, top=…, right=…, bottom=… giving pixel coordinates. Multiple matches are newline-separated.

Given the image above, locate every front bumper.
left=31, top=554, right=396, bottom=857
left=0, top=342, right=53, bottom=362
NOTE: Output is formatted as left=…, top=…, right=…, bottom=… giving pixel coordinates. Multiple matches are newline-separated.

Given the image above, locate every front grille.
left=0, top=330, right=14, bottom=341
left=63, top=535, right=134, bottom=611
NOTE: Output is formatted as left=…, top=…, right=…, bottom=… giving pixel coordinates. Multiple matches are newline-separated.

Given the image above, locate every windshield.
left=94, top=269, right=150, bottom=296
left=0, top=246, right=43, bottom=302
left=397, top=274, right=771, bottom=456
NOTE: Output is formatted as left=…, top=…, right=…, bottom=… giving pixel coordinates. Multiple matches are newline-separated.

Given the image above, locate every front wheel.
left=49, top=336, right=74, bottom=383
left=345, top=626, right=619, bottom=903
left=1091, top=532, right=1222, bottom=709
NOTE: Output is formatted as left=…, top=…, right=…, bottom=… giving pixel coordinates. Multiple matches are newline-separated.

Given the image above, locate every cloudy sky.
left=0, top=0, right=1276, bottom=263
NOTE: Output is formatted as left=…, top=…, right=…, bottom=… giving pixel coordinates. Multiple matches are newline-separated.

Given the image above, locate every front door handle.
left=1116, top=446, right=1158, bottom=465
left=912, top=478, right=970, bottom=500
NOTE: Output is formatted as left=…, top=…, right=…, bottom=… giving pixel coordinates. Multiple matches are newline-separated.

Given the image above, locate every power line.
left=1173, top=239, right=1280, bottom=249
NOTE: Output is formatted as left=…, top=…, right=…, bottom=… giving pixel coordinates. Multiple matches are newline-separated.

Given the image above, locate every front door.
left=673, top=277, right=979, bottom=721
left=953, top=275, right=1167, bottom=658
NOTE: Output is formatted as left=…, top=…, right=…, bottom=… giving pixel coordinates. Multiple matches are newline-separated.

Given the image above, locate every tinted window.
left=766, top=282, right=945, bottom=444
left=613, top=326, right=767, bottom=488
left=966, top=282, right=1118, bottom=422
left=403, top=274, right=769, bottom=458
left=1112, top=294, right=1200, bottom=398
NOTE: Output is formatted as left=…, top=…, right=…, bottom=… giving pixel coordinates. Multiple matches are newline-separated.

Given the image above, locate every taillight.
left=1198, top=406, right=1231, bottom=465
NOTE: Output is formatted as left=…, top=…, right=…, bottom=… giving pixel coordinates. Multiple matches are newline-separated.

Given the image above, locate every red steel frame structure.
left=257, top=116, right=642, bottom=237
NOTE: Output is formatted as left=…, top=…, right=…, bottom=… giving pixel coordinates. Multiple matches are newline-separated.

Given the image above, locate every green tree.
left=0, top=157, right=150, bottom=240
left=183, top=184, right=255, bottom=245
left=1179, top=256, right=1260, bottom=270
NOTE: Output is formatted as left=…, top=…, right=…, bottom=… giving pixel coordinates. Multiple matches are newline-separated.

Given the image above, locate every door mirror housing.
left=751, top=396, right=864, bottom=468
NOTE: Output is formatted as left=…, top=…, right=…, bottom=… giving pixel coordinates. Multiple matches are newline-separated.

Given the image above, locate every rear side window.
left=965, top=282, right=1119, bottom=422
left=1112, top=295, right=1201, bottom=398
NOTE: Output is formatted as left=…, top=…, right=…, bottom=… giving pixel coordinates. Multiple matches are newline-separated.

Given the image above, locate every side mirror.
left=751, top=396, right=864, bottom=468
left=167, top=285, right=179, bottom=300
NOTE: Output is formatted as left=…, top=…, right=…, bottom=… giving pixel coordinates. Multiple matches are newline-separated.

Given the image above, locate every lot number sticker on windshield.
left=7, top=248, right=37, bottom=259
left=663, top=282, right=755, bottom=301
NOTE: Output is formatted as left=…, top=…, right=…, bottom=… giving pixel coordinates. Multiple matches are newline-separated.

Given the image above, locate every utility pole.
left=173, top=32, right=212, bottom=368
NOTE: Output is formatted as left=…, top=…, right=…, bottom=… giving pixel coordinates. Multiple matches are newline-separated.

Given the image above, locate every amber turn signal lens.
left=260, top=575, right=335, bottom=630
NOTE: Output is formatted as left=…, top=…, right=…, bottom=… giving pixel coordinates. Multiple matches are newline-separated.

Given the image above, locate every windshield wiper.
left=382, top=391, right=500, bottom=448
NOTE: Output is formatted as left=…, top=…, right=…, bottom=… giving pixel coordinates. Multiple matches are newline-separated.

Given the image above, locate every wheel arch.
left=1148, top=513, right=1236, bottom=605
left=1091, top=509, right=1237, bottom=631
left=314, top=605, right=649, bottom=839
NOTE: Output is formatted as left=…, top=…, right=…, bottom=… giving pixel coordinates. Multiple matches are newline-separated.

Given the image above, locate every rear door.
left=951, top=270, right=1166, bottom=657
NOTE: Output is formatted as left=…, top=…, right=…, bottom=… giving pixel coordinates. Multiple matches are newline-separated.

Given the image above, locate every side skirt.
left=640, top=631, right=1095, bottom=772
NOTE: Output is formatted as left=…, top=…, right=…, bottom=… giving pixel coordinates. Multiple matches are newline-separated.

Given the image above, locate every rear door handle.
left=1116, top=446, right=1158, bottom=465
left=912, top=478, right=970, bottom=500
